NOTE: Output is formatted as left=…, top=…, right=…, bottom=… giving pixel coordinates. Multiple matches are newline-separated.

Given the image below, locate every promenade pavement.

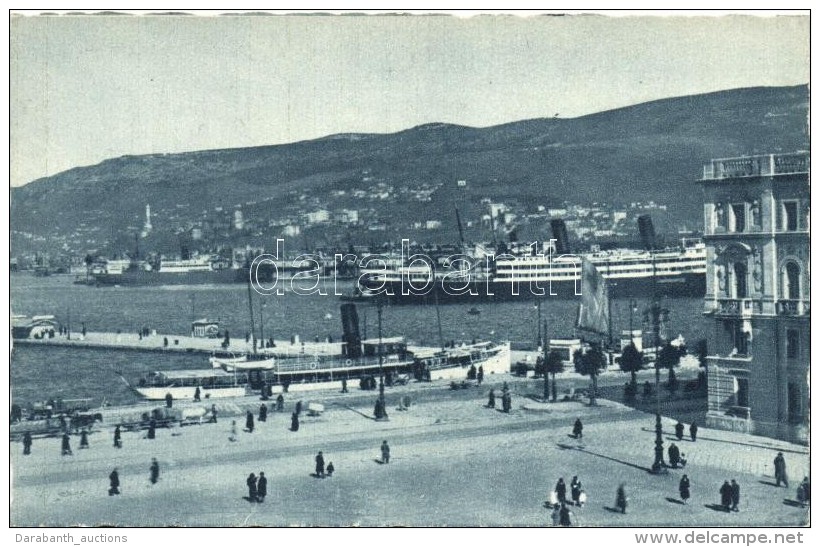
left=10, top=376, right=810, bottom=527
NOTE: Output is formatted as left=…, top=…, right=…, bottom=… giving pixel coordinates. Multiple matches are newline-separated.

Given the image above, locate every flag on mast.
left=575, top=258, right=610, bottom=336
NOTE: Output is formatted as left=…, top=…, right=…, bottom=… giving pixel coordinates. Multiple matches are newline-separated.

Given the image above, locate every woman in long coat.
left=616, top=483, right=628, bottom=513
left=257, top=472, right=267, bottom=502
left=679, top=474, right=691, bottom=504
left=555, top=478, right=567, bottom=504
left=246, top=473, right=257, bottom=502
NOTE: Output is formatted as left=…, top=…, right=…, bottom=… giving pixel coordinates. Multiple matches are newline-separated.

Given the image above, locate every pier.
left=13, top=330, right=345, bottom=357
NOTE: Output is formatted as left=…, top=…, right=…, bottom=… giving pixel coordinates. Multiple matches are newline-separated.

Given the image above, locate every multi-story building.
left=697, top=152, right=809, bottom=443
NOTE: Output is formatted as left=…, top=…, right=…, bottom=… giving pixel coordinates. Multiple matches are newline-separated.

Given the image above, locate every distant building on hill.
left=697, top=152, right=809, bottom=444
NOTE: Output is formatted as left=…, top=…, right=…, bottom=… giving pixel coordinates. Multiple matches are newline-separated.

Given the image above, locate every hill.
left=10, top=84, right=809, bottom=256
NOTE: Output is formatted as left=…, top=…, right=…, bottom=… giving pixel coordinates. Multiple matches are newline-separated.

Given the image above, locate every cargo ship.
left=351, top=239, right=706, bottom=303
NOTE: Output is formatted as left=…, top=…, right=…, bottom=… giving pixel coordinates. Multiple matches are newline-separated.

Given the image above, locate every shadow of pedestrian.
left=665, top=497, right=685, bottom=505
left=603, top=507, right=624, bottom=514
left=310, top=473, right=325, bottom=479
left=758, top=480, right=779, bottom=487
left=704, top=503, right=730, bottom=513
left=373, top=459, right=385, bottom=465
left=243, top=496, right=256, bottom=503
left=782, top=499, right=804, bottom=508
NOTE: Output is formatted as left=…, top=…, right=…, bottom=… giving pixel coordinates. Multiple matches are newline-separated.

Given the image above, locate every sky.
left=9, top=12, right=809, bottom=187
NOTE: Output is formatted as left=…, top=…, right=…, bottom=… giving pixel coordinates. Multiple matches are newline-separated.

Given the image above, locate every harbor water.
left=11, top=273, right=710, bottom=407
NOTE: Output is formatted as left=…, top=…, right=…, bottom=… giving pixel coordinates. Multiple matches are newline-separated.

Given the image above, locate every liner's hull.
left=357, top=273, right=705, bottom=304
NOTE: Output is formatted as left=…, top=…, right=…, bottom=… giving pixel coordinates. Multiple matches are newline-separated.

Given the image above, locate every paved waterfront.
left=10, top=377, right=809, bottom=527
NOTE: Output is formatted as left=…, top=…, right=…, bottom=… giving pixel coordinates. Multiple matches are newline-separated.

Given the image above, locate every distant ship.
left=92, top=255, right=283, bottom=286
left=351, top=239, right=706, bottom=303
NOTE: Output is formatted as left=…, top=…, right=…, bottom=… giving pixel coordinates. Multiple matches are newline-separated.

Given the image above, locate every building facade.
left=698, top=152, right=809, bottom=443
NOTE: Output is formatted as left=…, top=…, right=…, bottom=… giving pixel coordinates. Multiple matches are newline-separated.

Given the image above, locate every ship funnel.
left=340, top=303, right=362, bottom=359
left=637, top=215, right=656, bottom=250
left=550, top=219, right=571, bottom=254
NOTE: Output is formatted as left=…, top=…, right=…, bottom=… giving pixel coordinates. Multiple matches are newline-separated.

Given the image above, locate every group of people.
left=719, top=479, right=741, bottom=512
left=108, top=458, right=160, bottom=496
left=675, top=420, right=698, bottom=442
left=245, top=472, right=267, bottom=502
left=486, top=383, right=513, bottom=412
left=314, top=451, right=335, bottom=478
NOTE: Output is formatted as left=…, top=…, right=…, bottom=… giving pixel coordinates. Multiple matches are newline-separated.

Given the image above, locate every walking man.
left=61, top=432, right=73, bottom=456
left=774, top=452, right=788, bottom=487
left=257, top=472, right=267, bottom=502
left=290, top=412, right=299, bottom=432
left=555, top=478, right=567, bottom=505
left=679, top=474, right=691, bottom=504
left=315, top=451, right=325, bottom=478
left=570, top=476, right=582, bottom=506
left=616, top=483, right=628, bottom=514
left=720, top=480, right=732, bottom=511
left=276, top=394, right=284, bottom=412
left=477, top=365, right=484, bottom=385
left=668, top=443, right=681, bottom=468
left=113, top=425, right=122, bottom=448
left=229, top=420, right=238, bottom=442
left=80, top=429, right=89, bottom=449
left=210, top=404, right=218, bottom=424
left=381, top=440, right=390, bottom=464
left=573, top=418, right=583, bottom=439
left=730, top=479, right=740, bottom=512
left=150, top=458, right=160, bottom=485
left=109, top=468, right=120, bottom=496
left=487, top=388, right=496, bottom=409
left=194, top=387, right=201, bottom=402
left=259, top=404, right=268, bottom=423
left=147, top=419, right=156, bottom=440
left=22, top=432, right=32, bottom=455
left=245, top=410, right=254, bottom=433
left=675, top=421, right=685, bottom=441
left=246, top=473, right=258, bottom=502
left=689, top=421, right=698, bottom=442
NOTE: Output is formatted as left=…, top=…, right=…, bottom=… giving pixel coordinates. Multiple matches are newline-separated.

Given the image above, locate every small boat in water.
left=208, top=353, right=277, bottom=371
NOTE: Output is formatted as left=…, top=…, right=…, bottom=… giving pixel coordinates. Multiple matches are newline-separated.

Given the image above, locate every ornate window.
left=781, top=261, right=802, bottom=300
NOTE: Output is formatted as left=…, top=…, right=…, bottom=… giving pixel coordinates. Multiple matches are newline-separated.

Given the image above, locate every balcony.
left=714, top=298, right=759, bottom=317
left=776, top=299, right=810, bottom=316
left=702, top=152, right=809, bottom=181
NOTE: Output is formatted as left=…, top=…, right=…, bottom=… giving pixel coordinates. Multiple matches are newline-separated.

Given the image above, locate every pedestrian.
left=502, top=391, right=511, bottom=413
left=675, top=421, right=685, bottom=441
left=290, top=412, right=299, bottom=432
left=559, top=503, right=572, bottom=526
left=150, top=458, right=159, bottom=485
left=194, top=387, right=201, bottom=402
left=245, top=410, right=254, bottom=432
left=295, top=400, right=303, bottom=415
left=679, top=474, right=691, bottom=504
left=315, top=451, right=325, bottom=478
left=571, top=476, right=582, bottom=506
left=774, top=452, right=788, bottom=487
left=80, top=429, right=89, bottom=449
left=210, top=404, right=218, bottom=424
left=246, top=473, right=258, bottom=502
left=326, top=462, right=335, bottom=477
left=257, top=472, right=267, bottom=502
left=550, top=504, right=561, bottom=526
left=22, top=431, right=32, bottom=455
left=573, top=418, right=583, bottom=439
left=276, top=394, right=284, bottom=412
left=730, top=479, right=740, bottom=512
left=165, top=392, right=173, bottom=409
left=381, top=440, right=390, bottom=464
left=61, top=432, right=73, bottom=456
left=259, top=404, right=268, bottom=422
left=147, top=419, right=156, bottom=440
left=113, top=425, right=122, bottom=448
left=555, top=478, right=567, bottom=505
left=668, top=443, right=681, bottom=468
left=616, top=483, right=628, bottom=514
left=719, top=480, right=732, bottom=511
left=229, top=420, right=238, bottom=442
left=689, top=421, right=698, bottom=442
left=487, top=388, right=496, bottom=409
left=477, top=365, right=484, bottom=385
left=109, top=468, right=120, bottom=496
left=797, top=477, right=810, bottom=507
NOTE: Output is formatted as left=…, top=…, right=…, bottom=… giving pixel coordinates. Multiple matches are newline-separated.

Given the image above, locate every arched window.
left=782, top=261, right=801, bottom=300
left=733, top=261, right=748, bottom=299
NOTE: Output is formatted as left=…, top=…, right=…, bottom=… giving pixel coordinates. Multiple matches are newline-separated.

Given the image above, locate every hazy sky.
left=9, top=13, right=809, bottom=187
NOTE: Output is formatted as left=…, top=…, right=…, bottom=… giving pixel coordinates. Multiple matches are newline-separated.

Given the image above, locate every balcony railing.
left=715, top=298, right=759, bottom=317
left=702, top=152, right=809, bottom=181
left=777, top=299, right=810, bottom=316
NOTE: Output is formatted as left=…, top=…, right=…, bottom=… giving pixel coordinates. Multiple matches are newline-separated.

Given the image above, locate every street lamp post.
left=376, top=296, right=386, bottom=419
